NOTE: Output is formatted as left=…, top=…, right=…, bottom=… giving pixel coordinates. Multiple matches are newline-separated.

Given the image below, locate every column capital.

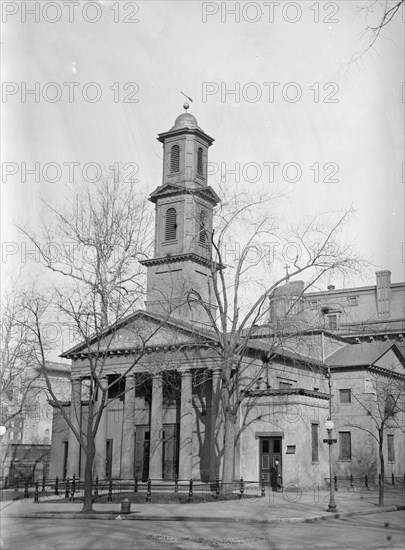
left=211, top=368, right=222, bottom=377
left=177, top=367, right=192, bottom=376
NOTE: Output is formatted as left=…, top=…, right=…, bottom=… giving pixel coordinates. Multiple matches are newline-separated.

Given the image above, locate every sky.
left=2, top=0, right=404, bottom=290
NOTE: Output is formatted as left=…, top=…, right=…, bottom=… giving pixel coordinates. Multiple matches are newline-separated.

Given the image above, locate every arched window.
left=165, top=208, right=177, bottom=241
left=199, top=210, right=207, bottom=245
left=170, top=145, right=180, bottom=173
left=197, top=147, right=204, bottom=176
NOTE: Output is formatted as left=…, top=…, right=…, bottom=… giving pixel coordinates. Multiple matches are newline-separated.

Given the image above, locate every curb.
left=3, top=505, right=404, bottom=524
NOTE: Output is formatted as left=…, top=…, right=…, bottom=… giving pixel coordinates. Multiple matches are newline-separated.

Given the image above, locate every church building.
left=49, top=107, right=405, bottom=488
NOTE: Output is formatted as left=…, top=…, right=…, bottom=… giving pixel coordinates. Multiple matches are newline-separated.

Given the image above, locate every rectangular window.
left=339, top=389, right=351, bottom=404
left=328, top=315, right=338, bottom=329
left=339, top=432, right=351, bottom=460
left=311, top=424, right=319, bottom=462
left=348, top=296, right=358, bottom=306
left=387, top=435, right=395, bottom=462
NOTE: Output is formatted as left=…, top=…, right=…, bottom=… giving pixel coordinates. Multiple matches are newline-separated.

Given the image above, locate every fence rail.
left=1, top=473, right=404, bottom=502
left=0, top=475, right=267, bottom=502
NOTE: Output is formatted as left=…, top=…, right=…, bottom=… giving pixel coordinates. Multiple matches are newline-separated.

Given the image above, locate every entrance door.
left=162, top=424, right=179, bottom=480
left=135, top=426, right=150, bottom=481
left=106, top=439, right=113, bottom=479
left=260, top=437, right=282, bottom=485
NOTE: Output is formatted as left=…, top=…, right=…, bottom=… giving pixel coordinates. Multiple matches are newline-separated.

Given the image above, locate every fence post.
left=365, top=475, right=369, bottom=490
left=134, top=475, right=138, bottom=493
left=72, top=474, right=76, bottom=494
left=239, top=477, right=244, bottom=499
left=392, top=473, right=395, bottom=486
left=146, top=479, right=151, bottom=503
left=55, top=476, right=59, bottom=495
left=4, top=477, right=8, bottom=490
left=261, top=475, right=265, bottom=498
left=334, top=475, right=338, bottom=492
left=215, top=475, right=220, bottom=500
left=24, top=480, right=29, bottom=499
left=188, top=479, right=193, bottom=503
left=350, top=474, right=354, bottom=490
left=174, top=474, right=178, bottom=493
left=107, top=479, right=113, bottom=502
left=95, top=475, right=99, bottom=497
left=34, top=481, right=39, bottom=503
left=42, top=474, right=46, bottom=492
left=65, top=477, right=70, bottom=499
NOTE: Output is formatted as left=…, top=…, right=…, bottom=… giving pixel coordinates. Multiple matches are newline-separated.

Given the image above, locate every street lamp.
left=323, top=418, right=337, bottom=512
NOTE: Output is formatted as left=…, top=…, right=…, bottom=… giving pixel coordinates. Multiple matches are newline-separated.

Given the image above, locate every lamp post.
left=323, top=418, right=337, bottom=512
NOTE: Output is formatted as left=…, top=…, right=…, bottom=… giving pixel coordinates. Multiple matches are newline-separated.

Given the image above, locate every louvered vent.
left=199, top=210, right=207, bottom=245
left=165, top=208, right=177, bottom=241
left=170, top=145, right=180, bottom=173
left=197, top=147, right=203, bottom=176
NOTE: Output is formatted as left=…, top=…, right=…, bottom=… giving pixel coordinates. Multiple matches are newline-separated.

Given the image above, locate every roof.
left=246, top=339, right=325, bottom=368
left=61, top=309, right=219, bottom=358
left=325, top=340, right=404, bottom=368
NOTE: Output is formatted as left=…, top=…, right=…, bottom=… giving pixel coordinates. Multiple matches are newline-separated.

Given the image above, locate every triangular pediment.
left=149, top=183, right=220, bottom=205
left=61, top=310, right=217, bottom=358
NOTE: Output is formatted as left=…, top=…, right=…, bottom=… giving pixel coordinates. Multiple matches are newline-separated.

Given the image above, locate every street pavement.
left=1, top=487, right=404, bottom=524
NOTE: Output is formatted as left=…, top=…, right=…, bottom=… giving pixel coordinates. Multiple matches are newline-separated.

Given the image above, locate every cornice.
left=157, top=127, right=214, bottom=146
left=140, top=252, right=221, bottom=270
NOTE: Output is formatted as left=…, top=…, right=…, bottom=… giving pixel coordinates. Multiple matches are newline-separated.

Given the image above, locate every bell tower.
left=141, top=104, right=220, bottom=325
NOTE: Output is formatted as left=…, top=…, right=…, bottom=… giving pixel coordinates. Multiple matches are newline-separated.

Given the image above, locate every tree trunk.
left=221, top=411, right=236, bottom=487
left=82, top=402, right=96, bottom=513
left=82, top=446, right=95, bottom=512
left=378, top=428, right=384, bottom=506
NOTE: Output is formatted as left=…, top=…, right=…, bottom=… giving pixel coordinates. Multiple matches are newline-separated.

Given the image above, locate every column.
left=209, top=369, right=223, bottom=481
left=178, top=369, right=193, bottom=480
left=67, top=377, right=82, bottom=478
left=94, top=378, right=108, bottom=479
left=149, top=374, right=163, bottom=479
left=120, top=374, right=136, bottom=479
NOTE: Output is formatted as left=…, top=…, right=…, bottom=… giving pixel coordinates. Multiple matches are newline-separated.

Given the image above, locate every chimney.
left=327, top=285, right=335, bottom=291
left=376, top=270, right=391, bottom=318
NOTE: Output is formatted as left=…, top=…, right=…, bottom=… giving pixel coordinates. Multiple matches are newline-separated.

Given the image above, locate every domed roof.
left=172, top=112, right=198, bottom=129
left=169, top=103, right=202, bottom=131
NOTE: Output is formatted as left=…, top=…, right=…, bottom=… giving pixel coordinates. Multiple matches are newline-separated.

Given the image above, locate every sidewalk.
left=1, top=488, right=404, bottom=524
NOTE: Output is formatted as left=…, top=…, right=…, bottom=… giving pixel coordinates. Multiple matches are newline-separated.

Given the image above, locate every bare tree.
left=18, top=176, right=153, bottom=327
left=0, top=280, right=40, bottom=429
left=188, top=192, right=363, bottom=485
left=343, top=371, right=405, bottom=505
left=23, top=292, right=168, bottom=512
left=17, top=177, right=161, bottom=512
left=353, top=0, right=404, bottom=62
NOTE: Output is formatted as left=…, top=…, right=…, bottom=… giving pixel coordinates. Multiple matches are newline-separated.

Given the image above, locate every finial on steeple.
left=181, top=91, right=193, bottom=110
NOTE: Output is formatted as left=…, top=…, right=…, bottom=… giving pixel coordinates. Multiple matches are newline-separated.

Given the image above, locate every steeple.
left=141, top=106, right=220, bottom=325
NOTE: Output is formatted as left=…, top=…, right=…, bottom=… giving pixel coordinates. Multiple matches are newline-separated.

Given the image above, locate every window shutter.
left=197, top=147, right=203, bottom=176
left=199, top=210, right=207, bottom=245
left=165, top=208, right=177, bottom=241
left=170, top=145, right=180, bottom=173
